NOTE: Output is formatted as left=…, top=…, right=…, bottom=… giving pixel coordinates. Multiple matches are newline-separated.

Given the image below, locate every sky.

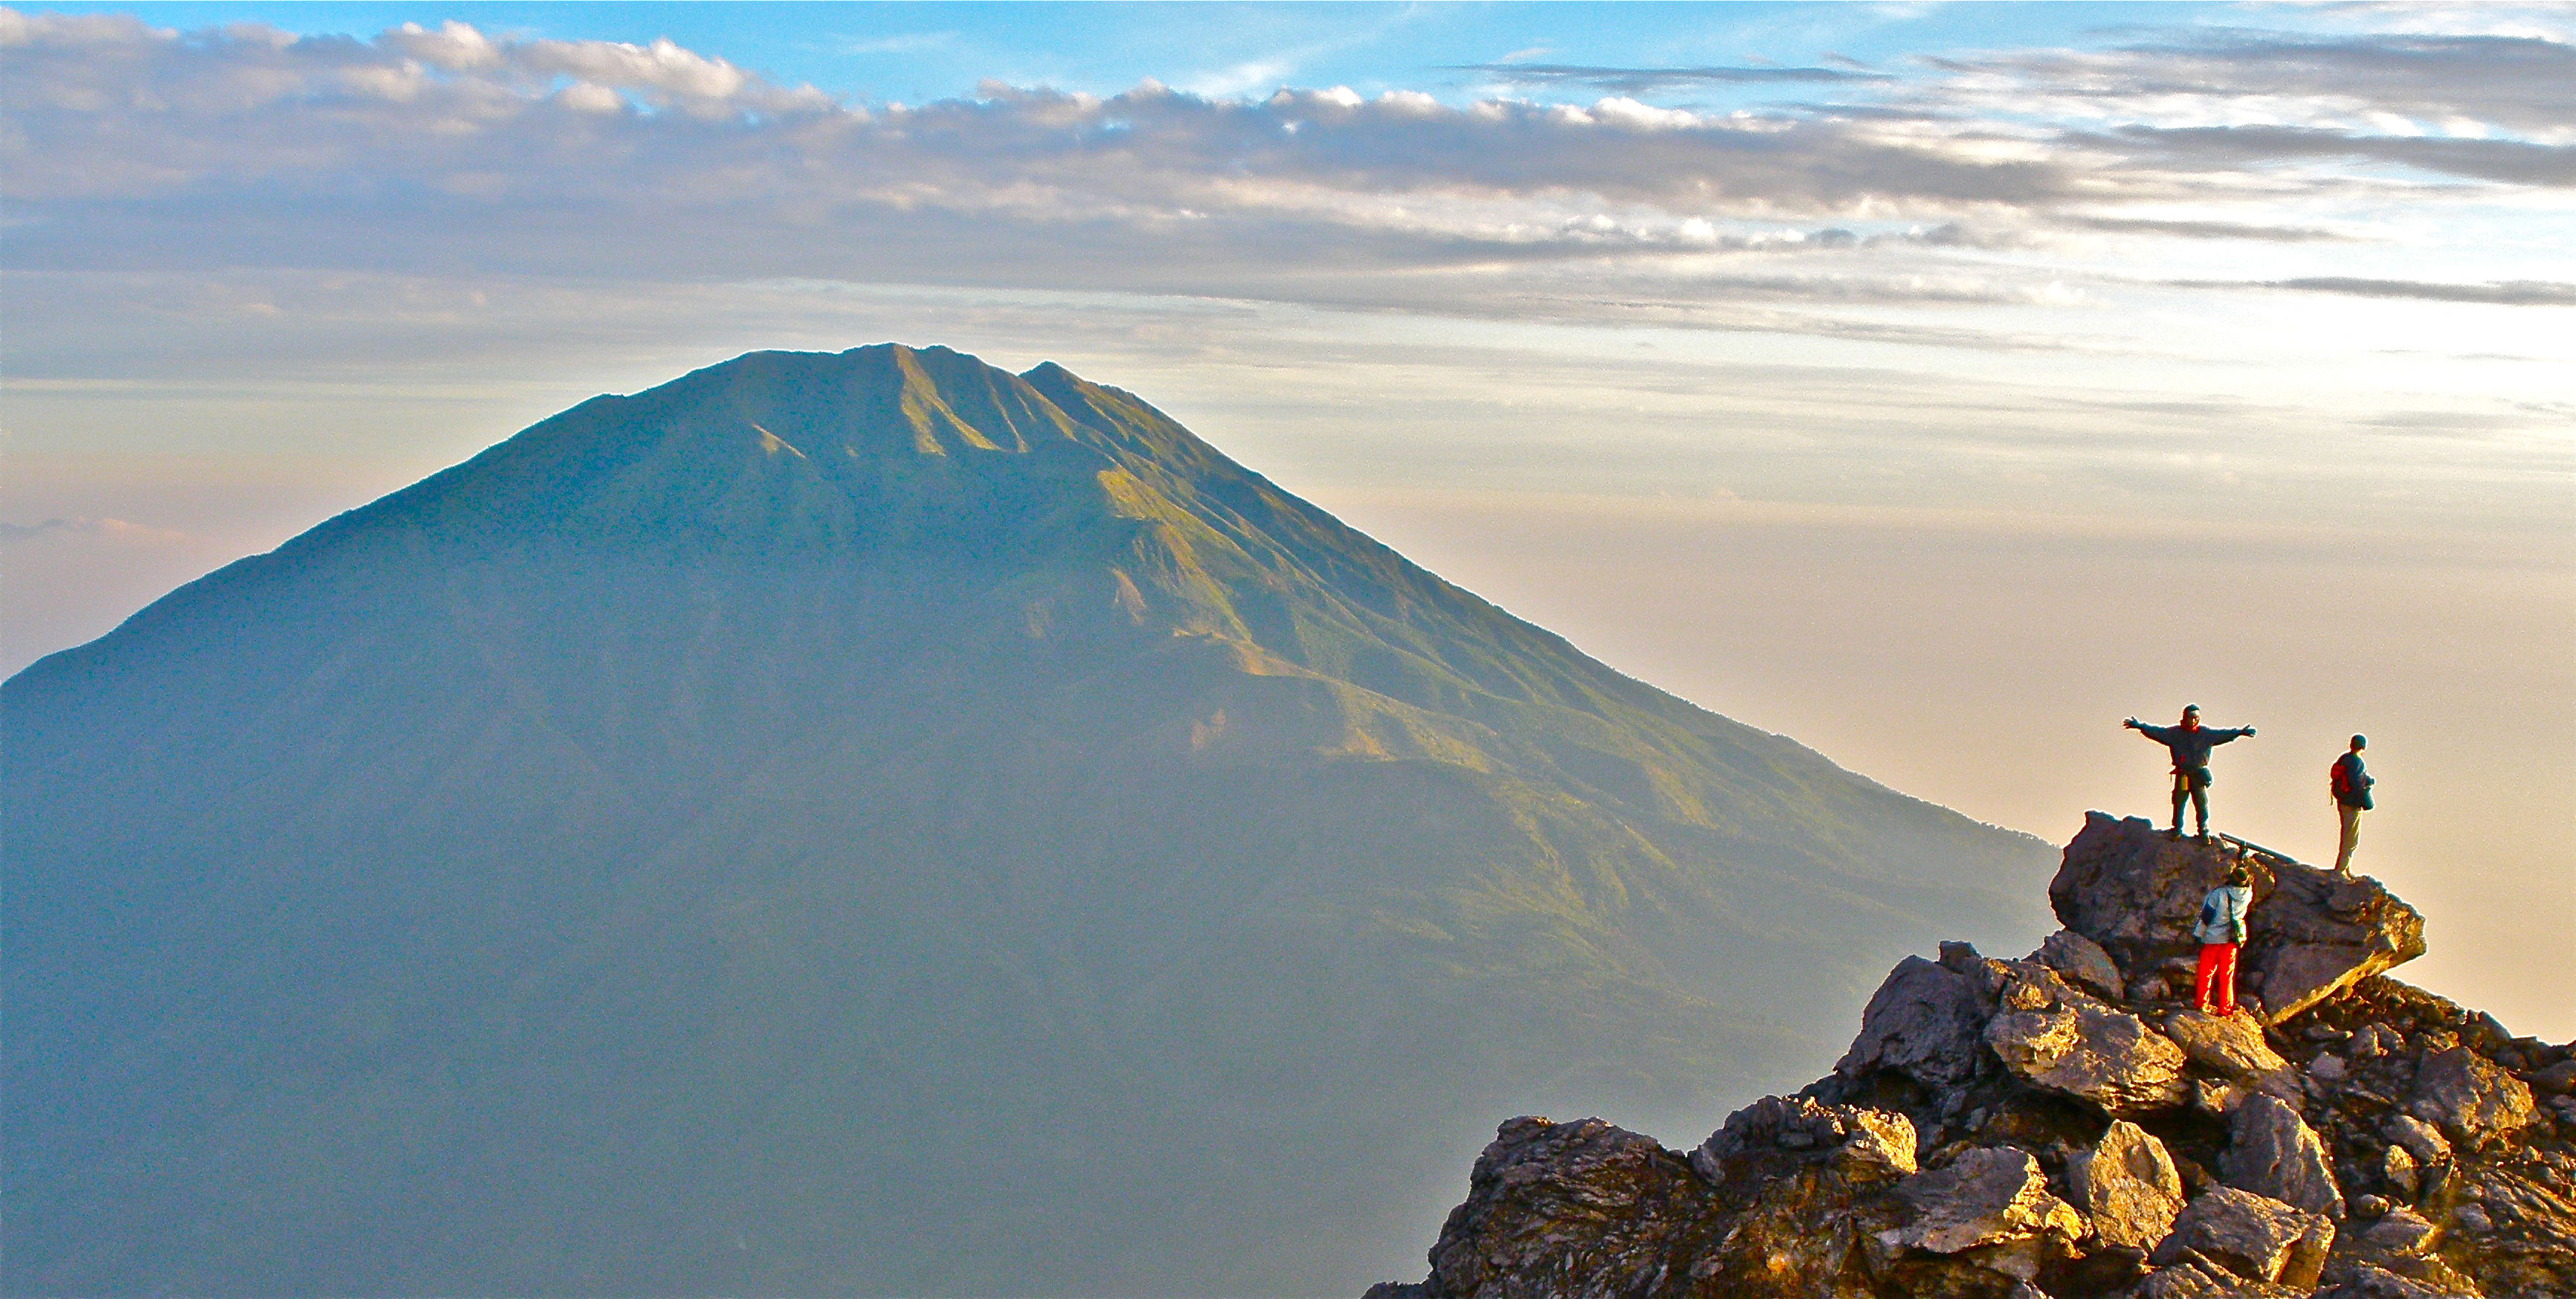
left=4, top=1, right=2571, bottom=1042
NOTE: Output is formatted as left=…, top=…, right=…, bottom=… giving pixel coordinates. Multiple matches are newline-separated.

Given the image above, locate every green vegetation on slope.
left=3, top=345, right=2053, bottom=1296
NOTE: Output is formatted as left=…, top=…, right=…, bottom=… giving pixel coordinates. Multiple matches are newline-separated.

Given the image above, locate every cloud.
left=2, top=4, right=2569, bottom=337
left=2205, top=277, right=2576, bottom=306
left=1456, top=62, right=1894, bottom=94
left=0, top=515, right=186, bottom=546
left=2059, top=215, right=2353, bottom=242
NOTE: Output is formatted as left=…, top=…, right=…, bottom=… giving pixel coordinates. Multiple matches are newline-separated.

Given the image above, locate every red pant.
left=2194, top=942, right=2239, bottom=1014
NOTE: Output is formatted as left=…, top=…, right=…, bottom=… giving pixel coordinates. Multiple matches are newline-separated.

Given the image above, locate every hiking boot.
left=2196, top=832, right=2210, bottom=845
left=2166, top=828, right=2183, bottom=841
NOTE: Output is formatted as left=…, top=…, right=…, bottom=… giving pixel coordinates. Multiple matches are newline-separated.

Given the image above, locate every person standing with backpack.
left=2124, top=704, right=2256, bottom=842
left=2331, top=735, right=2375, bottom=876
left=2192, top=863, right=2254, bottom=1017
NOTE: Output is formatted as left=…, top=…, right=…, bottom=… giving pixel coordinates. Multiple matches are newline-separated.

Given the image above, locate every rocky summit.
left=1369, top=812, right=2575, bottom=1299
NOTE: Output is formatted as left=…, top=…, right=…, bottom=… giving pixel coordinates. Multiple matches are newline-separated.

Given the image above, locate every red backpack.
left=2329, top=755, right=2354, bottom=798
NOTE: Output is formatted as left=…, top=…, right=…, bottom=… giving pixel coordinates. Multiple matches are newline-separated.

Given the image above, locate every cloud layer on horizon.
left=6, top=5, right=2572, bottom=330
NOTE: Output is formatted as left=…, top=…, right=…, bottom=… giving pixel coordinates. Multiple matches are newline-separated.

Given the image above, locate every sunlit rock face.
left=1, top=345, right=2059, bottom=1298
left=1374, top=819, right=2576, bottom=1299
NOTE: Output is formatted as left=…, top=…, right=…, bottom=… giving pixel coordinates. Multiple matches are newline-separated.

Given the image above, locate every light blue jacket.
left=2193, top=883, right=2251, bottom=946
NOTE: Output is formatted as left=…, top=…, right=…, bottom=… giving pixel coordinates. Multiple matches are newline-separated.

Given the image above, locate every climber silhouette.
left=2124, top=704, right=2256, bottom=842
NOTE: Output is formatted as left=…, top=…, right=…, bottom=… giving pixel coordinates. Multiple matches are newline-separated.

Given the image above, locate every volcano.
left=3, top=344, right=2053, bottom=1296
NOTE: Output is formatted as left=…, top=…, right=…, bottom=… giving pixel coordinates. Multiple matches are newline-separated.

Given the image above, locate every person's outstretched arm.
left=2209, top=726, right=2256, bottom=745
left=2132, top=721, right=2178, bottom=744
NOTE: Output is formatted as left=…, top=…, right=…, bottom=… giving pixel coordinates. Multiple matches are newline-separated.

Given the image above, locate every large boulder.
left=2151, top=1186, right=2337, bottom=1289
left=2161, top=1008, right=2302, bottom=1101
left=1888, top=1146, right=2085, bottom=1280
left=2034, top=928, right=2125, bottom=1002
left=2047, top=813, right=2424, bottom=1023
left=1983, top=1001, right=2189, bottom=1115
left=2066, top=1120, right=2185, bottom=1252
left=1691, top=1095, right=1917, bottom=1184
left=2409, top=1045, right=2540, bottom=1153
left=1836, top=955, right=1994, bottom=1091
left=1420, top=1117, right=1717, bottom=1299
left=2222, top=1093, right=2346, bottom=1219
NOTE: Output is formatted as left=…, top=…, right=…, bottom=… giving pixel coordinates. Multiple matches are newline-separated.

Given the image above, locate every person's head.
left=2227, top=863, right=2251, bottom=887
left=2351, top=734, right=2367, bottom=752
left=2180, top=704, right=2201, bottom=729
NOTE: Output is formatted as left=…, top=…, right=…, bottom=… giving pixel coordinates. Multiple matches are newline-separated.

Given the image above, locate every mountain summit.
left=4, top=345, right=2053, bottom=1296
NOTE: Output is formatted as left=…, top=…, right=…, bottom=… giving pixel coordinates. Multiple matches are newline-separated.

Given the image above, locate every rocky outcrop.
left=2410, top=1047, right=2540, bottom=1153
left=1836, top=955, right=1993, bottom=1090
left=2152, top=1185, right=2337, bottom=1288
left=2049, top=813, right=2424, bottom=1024
left=1985, top=998, right=2190, bottom=1115
left=1372, top=815, right=2572, bottom=1299
left=2224, top=1094, right=2347, bottom=1219
left=2069, top=1121, right=2186, bottom=1253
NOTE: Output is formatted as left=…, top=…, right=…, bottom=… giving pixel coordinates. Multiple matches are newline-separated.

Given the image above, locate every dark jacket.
left=2334, top=752, right=2375, bottom=810
left=2137, top=722, right=2251, bottom=781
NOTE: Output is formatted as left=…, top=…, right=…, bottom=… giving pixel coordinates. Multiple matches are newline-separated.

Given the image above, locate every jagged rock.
left=2067, top=1120, right=2185, bottom=1251
left=2036, top=928, right=2125, bottom=1002
left=2360, top=1205, right=2440, bottom=1254
left=1691, top=1095, right=1916, bottom=1184
left=1984, top=1000, right=2189, bottom=1115
left=2132, top=1254, right=2305, bottom=1298
left=2222, top=1093, right=2347, bottom=1218
left=1889, top=1146, right=2085, bottom=1279
left=2161, top=1008, right=2302, bottom=1100
left=2380, top=1143, right=2419, bottom=1197
left=2409, top=1045, right=2540, bottom=1153
left=2151, top=1186, right=2336, bottom=1288
left=2047, top=813, right=2424, bottom=1024
left=1379, top=819, right=2569, bottom=1299
left=2381, top=1113, right=2451, bottom=1166
left=1419, top=1117, right=1715, bottom=1299
left=2530, top=1058, right=2576, bottom=1095
left=1837, top=955, right=1992, bottom=1090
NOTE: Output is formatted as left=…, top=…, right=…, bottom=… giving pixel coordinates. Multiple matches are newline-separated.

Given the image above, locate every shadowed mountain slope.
left=3, top=345, right=2053, bottom=1296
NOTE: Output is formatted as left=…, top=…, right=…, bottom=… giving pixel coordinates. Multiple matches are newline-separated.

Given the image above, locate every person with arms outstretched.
left=2125, top=704, right=2255, bottom=842
left=2331, top=734, right=2375, bottom=875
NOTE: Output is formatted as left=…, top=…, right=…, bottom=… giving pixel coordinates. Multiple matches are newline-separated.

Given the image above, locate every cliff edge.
left=1368, top=812, right=2574, bottom=1299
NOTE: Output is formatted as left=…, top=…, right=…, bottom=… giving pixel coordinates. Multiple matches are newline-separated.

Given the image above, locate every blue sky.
left=5, top=1, right=2571, bottom=1033
left=41, top=2, right=2267, bottom=108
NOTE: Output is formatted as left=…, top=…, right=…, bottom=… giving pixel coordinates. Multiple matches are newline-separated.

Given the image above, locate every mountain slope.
left=2, top=344, right=2054, bottom=1296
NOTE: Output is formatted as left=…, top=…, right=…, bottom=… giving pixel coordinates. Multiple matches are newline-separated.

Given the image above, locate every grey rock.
left=1892, top=1145, right=2085, bottom=1256
left=2162, top=1008, right=2302, bottom=1100
left=2453, top=1202, right=2493, bottom=1234
left=2360, top=1205, right=2439, bottom=1255
left=2067, top=1119, right=2184, bottom=1251
left=1691, top=1094, right=1917, bottom=1184
left=1985, top=1001, right=2189, bottom=1115
left=2047, top=813, right=2424, bottom=1025
left=2036, top=928, right=2126, bottom=1001
left=2311, top=1052, right=2347, bottom=1082
left=1836, top=955, right=1992, bottom=1090
left=2381, top=1113, right=2451, bottom=1166
left=2151, top=1186, right=2336, bottom=1288
left=2380, top=1143, right=2418, bottom=1198
left=2313, top=1261, right=2456, bottom=1299
left=2529, top=1057, right=2576, bottom=1095
left=2349, top=1023, right=2404, bottom=1060
left=2222, top=1093, right=2346, bottom=1219
left=2409, top=1045, right=2540, bottom=1152
left=2134, top=1254, right=2307, bottom=1298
